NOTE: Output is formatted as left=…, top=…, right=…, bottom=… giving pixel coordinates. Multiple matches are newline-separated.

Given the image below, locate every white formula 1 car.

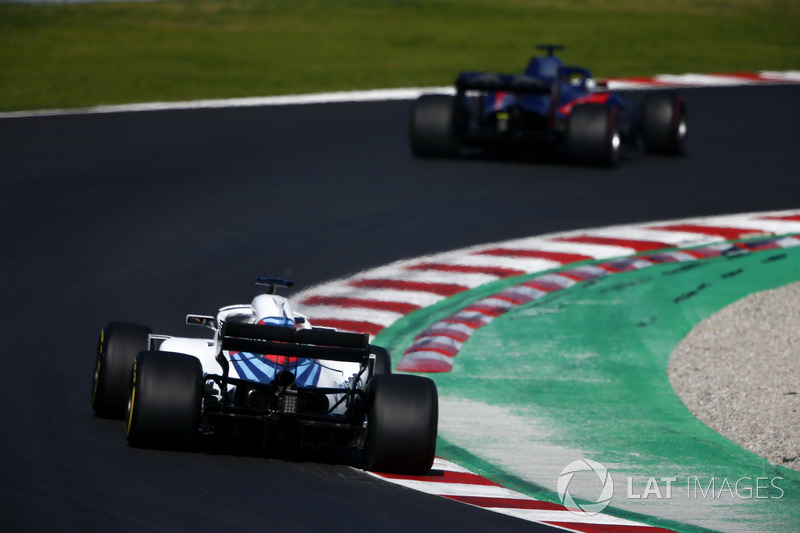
left=92, top=278, right=438, bottom=474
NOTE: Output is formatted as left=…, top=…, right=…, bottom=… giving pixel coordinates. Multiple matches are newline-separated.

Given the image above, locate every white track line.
left=2, top=71, right=798, bottom=119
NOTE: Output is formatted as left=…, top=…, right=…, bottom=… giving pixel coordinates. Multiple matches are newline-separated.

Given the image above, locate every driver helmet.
left=252, top=294, right=296, bottom=328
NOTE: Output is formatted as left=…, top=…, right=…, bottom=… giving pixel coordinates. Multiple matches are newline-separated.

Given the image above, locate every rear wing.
left=221, top=322, right=370, bottom=364
left=456, top=72, right=552, bottom=94
left=455, top=66, right=594, bottom=94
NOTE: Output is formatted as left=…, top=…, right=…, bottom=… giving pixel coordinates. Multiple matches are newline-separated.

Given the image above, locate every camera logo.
left=558, top=459, right=614, bottom=515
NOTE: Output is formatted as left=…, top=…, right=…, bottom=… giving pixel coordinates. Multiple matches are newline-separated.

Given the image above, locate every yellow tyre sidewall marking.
left=126, top=358, right=137, bottom=438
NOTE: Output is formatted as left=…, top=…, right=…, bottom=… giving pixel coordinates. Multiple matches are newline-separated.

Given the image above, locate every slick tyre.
left=566, top=103, right=621, bottom=167
left=365, top=374, right=438, bottom=474
left=370, top=345, right=392, bottom=376
left=92, top=322, right=152, bottom=419
left=642, top=92, right=687, bottom=155
left=409, top=94, right=460, bottom=158
left=126, top=351, right=203, bottom=449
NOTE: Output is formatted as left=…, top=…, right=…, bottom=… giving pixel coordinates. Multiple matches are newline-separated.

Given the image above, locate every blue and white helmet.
left=252, top=294, right=296, bottom=328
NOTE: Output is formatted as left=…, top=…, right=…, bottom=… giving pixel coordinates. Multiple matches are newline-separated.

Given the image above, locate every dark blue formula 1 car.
left=409, top=45, right=687, bottom=166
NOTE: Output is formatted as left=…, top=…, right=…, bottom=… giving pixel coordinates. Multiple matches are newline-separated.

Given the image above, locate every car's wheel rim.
left=677, top=116, right=688, bottom=148
left=611, top=130, right=621, bottom=163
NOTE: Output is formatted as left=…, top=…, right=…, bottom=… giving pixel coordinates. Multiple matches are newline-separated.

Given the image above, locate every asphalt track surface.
left=1, top=84, right=798, bottom=532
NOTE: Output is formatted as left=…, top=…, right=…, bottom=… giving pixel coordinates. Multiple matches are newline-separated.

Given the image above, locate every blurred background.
left=1, top=0, right=799, bottom=113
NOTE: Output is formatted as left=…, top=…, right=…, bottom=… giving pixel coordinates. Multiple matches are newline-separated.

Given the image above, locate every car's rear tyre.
left=409, top=94, right=460, bottom=158
left=370, top=345, right=392, bottom=375
left=92, top=322, right=152, bottom=419
left=642, top=92, right=687, bottom=155
left=126, top=351, right=203, bottom=448
left=364, top=374, right=438, bottom=474
left=566, top=103, right=620, bottom=167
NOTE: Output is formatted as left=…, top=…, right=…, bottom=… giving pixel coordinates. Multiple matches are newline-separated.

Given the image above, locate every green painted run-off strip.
left=375, top=243, right=800, bottom=533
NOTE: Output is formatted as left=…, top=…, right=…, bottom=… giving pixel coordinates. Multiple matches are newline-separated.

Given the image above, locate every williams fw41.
left=92, top=278, right=438, bottom=474
left=409, top=44, right=687, bottom=166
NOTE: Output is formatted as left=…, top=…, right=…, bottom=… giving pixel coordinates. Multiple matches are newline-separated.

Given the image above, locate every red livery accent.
left=557, top=92, right=612, bottom=115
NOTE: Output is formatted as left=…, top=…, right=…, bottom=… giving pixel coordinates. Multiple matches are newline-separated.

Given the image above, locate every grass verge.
left=0, top=0, right=798, bottom=112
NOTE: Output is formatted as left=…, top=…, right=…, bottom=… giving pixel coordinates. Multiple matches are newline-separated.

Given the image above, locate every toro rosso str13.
left=409, top=44, right=687, bottom=166
left=92, top=278, right=438, bottom=474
